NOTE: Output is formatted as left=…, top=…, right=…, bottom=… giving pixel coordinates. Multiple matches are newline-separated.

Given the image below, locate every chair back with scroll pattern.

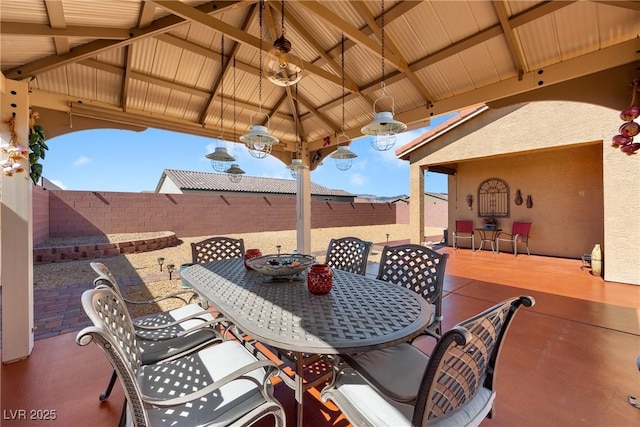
left=77, top=287, right=149, bottom=426
left=413, top=295, right=535, bottom=425
left=191, top=236, right=245, bottom=264
left=376, top=244, right=448, bottom=333
left=325, top=236, right=373, bottom=276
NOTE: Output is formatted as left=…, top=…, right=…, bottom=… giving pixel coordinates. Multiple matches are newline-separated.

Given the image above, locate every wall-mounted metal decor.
left=515, top=189, right=523, bottom=205
left=526, top=195, right=533, bottom=208
left=478, top=178, right=509, bottom=218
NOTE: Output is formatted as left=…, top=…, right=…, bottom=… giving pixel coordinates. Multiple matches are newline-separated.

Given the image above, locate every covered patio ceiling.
left=1, top=0, right=639, bottom=167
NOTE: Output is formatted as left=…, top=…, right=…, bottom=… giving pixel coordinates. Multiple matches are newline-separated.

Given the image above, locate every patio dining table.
left=181, top=258, right=432, bottom=427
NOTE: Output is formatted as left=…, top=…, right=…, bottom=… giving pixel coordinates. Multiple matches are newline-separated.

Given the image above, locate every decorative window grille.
left=477, top=178, right=509, bottom=218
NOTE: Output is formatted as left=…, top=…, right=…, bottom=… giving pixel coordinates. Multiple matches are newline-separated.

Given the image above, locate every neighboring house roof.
left=393, top=192, right=449, bottom=204
left=396, top=106, right=489, bottom=160
left=155, top=169, right=355, bottom=197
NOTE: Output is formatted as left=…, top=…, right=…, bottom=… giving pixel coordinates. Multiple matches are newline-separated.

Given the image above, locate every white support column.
left=1, top=75, right=34, bottom=363
left=296, top=168, right=311, bottom=254
left=409, top=163, right=425, bottom=245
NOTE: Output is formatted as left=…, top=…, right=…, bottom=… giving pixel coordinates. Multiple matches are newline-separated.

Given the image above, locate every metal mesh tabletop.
left=181, top=259, right=432, bottom=354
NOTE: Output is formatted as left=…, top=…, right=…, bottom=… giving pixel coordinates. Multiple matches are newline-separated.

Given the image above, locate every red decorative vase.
left=243, top=249, right=262, bottom=270
left=307, top=263, right=333, bottom=295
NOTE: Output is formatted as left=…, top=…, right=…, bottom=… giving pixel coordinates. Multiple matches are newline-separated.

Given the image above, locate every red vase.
left=307, top=263, right=333, bottom=295
left=243, top=249, right=262, bottom=270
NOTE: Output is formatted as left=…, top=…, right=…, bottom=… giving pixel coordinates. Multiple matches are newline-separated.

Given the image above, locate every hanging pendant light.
left=287, top=84, right=308, bottom=178
left=331, top=34, right=357, bottom=171
left=264, top=0, right=304, bottom=87
left=228, top=58, right=244, bottom=183
left=225, top=163, right=245, bottom=183
left=362, top=0, right=406, bottom=151
left=206, top=36, right=236, bottom=172
left=241, top=0, right=279, bottom=159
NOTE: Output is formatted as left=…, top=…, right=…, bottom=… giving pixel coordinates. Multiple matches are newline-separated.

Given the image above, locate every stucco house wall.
left=403, top=101, right=639, bottom=285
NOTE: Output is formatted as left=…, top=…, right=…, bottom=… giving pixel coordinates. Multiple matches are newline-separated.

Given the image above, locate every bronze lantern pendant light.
left=241, top=0, right=279, bottom=159
left=361, top=0, right=407, bottom=151
left=264, top=0, right=304, bottom=87
left=206, top=35, right=236, bottom=172
left=330, top=34, right=357, bottom=171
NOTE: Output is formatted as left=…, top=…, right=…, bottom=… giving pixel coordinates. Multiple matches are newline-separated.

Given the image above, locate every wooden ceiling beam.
left=44, top=0, right=69, bottom=55
left=3, top=1, right=244, bottom=80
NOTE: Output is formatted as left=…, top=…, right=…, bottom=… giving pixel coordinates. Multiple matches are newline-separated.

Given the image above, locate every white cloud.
left=349, top=173, right=367, bottom=186
left=73, top=156, right=91, bottom=166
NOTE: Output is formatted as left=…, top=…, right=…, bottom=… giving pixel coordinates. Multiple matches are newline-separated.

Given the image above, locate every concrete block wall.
left=33, top=185, right=50, bottom=245
left=41, top=190, right=397, bottom=238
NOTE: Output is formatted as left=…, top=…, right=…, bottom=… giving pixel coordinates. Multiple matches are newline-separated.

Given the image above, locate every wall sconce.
left=466, top=194, right=473, bottom=210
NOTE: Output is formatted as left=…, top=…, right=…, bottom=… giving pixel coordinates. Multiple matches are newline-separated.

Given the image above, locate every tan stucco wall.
left=447, top=144, right=603, bottom=258
left=407, top=101, right=639, bottom=285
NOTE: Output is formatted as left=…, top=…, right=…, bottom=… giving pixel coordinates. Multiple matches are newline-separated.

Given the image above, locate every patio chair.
left=375, top=243, right=448, bottom=337
left=321, top=296, right=535, bottom=427
left=76, top=287, right=286, bottom=427
left=325, top=236, right=373, bottom=276
left=191, top=236, right=245, bottom=263
left=496, top=221, right=532, bottom=256
left=90, top=262, right=220, bottom=401
left=452, top=220, right=475, bottom=251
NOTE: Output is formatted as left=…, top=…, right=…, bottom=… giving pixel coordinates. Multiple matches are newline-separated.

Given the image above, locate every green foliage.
left=28, top=123, right=47, bottom=185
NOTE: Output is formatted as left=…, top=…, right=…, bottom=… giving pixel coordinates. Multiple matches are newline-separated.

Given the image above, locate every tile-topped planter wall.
left=33, top=231, right=177, bottom=264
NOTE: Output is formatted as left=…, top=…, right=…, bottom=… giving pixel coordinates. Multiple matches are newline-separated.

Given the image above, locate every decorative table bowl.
left=246, top=253, right=316, bottom=282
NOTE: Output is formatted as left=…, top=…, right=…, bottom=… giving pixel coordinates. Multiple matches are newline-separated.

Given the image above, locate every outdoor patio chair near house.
left=77, top=287, right=286, bottom=427
left=191, top=236, right=245, bottom=264
left=452, top=220, right=475, bottom=251
left=325, top=236, right=373, bottom=276
left=496, top=222, right=532, bottom=256
left=375, top=244, right=448, bottom=336
left=90, top=262, right=221, bottom=401
left=321, top=296, right=535, bottom=427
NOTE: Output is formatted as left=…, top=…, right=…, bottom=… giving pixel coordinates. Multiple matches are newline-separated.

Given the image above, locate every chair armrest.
left=175, top=316, right=233, bottom=337
left=141, top=359, right=281, bottom=406
left=133, top=310, right=218, bottom=331
left=495, top=231, right=513, bottom=240
left=122, top=289, right=196, bottom=305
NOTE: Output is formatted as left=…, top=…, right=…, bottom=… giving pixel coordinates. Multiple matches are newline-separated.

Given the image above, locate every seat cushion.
left=139, top=340, right=269, bottom=427
left=321, top=366, right=495, bottom=427
left=135, top=303, right=215, bottom=340
left=139, top=327, right=219, bottom=365
left=345, top=343, right=429, bottom=402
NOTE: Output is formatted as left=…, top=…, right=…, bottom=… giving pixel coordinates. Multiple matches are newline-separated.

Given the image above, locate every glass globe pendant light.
left=264, top=0, right=304, bottom=87
left=241, top=0, right=279, bottom=159
left=361, top=0, right=406, bottom=151
left=206, top=35, right=236, bottom=172
left=331, top=34, right=357, bottom=171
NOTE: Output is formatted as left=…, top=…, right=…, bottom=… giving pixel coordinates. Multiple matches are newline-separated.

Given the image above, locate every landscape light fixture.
left=331, top=34, right=357, bottom=171
left=361, top=0, right=406, bottom=151
left=241, top=0, right=279, bottom=159
left=264, top=0, right=304, bottom=87
left=206, top=36, right=236, bottom=172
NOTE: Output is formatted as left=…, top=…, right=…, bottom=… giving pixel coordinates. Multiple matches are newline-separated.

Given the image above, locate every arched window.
left=477, top=178, right=509, bottom=218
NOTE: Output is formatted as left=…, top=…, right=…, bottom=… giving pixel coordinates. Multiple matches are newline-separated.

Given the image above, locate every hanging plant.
left=611, top=79, right=640, bottom=155
left=28, top=111, right=48, bottom=185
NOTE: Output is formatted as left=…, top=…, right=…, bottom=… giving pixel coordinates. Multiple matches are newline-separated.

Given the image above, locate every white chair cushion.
left=321, top=366, right=495, bottom=427
left=139, top=340, right=268, bottom=427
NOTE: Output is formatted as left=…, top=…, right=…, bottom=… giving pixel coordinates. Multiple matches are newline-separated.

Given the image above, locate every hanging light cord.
left=233, top=57, right=236, bottom=143
left=219, top=35, right=224, bottom=135
left=341, top=33, right=346, bottom=134
left=258, top=0, right=264, bottom=114
left=380, top=0, right=385, bottom=93
left=280, top=0, right=286, bottom=36
left=295, top=83, right=301, bottom=156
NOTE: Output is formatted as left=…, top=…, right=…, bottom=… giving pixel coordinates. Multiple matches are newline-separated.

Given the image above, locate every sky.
left=43, top=114, right=454, bottom=197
